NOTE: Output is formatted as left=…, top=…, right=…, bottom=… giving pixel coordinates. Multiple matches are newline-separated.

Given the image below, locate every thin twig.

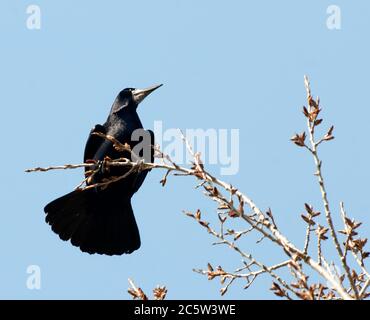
left=303, top=225, right=312, bottom=255
left=304, top=75, right=358, bottom=299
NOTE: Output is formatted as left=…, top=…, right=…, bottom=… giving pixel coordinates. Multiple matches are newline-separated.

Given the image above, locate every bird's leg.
left=95, top=156, right=112, bottom=175
left=84, top=157, right=113, bottom=186
left=135, top=159, right=146, bottom=173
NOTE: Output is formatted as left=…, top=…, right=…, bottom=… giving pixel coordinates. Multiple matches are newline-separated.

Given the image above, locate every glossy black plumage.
left=44, top=85, right=161, bottom=255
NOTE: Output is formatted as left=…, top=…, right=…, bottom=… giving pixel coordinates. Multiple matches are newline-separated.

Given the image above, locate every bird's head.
left=112, top=84, right=162, bottom=114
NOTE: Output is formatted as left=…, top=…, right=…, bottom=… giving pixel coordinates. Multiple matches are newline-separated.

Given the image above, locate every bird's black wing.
left=130, top=129, right=155, bottom=195
left=83, top=124, right=106, bottom=172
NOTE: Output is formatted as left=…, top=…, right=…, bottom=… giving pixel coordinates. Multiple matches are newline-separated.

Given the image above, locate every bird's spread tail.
left=44, top=188, right=141, bottom=255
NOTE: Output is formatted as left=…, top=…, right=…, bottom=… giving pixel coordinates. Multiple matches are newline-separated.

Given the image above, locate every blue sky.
left=1, top=1, right=370, bottom=299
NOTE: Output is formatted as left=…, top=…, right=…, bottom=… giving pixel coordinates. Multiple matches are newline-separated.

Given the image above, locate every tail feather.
left=44, top=188, right=141, bottom=255
left=53, top=212, right=85, bottom=241
left=70, top=214, right=93, bottom=251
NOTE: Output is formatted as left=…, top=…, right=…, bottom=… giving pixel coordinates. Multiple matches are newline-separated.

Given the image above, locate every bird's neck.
left=106, top=110, right=143, bottom=130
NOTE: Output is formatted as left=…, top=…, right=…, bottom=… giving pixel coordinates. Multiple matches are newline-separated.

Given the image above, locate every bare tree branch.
left=26, top=76, right=370, bottom=300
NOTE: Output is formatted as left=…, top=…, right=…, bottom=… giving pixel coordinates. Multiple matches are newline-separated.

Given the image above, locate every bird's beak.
left=132, top=84, right=163, bottom=105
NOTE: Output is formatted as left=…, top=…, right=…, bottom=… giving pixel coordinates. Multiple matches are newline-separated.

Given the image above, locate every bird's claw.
left=96, top=160, right=107, bottom=174
left=135, top=159, right=145, bottom=172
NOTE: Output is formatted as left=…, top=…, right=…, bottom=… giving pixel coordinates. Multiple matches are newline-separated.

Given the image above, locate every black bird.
left=44, top=84, right=162, bottom=255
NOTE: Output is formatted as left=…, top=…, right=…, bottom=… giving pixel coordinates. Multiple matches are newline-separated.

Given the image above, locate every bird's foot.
left=135, top=159, right=146, bottom=173
left=95, top=157, right=113, bottom=175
